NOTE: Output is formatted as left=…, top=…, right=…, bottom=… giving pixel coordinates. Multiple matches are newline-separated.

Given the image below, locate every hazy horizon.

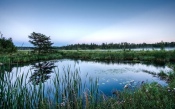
left=0, top=0, right=175, bottom=47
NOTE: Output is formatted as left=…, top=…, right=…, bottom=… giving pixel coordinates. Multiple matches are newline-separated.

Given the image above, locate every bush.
left=0, top=34, right=17, bottom=53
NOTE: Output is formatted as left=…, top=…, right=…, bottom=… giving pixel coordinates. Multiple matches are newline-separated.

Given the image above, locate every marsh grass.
left=59, top=50, right=175, bottom=63
left=0, top=65, right=100, bottom=109
left=1, top=64, right=175, bottom=108
left=0, top=52, right=63, bottom=64
left=1, top=50, right=175, bottom=65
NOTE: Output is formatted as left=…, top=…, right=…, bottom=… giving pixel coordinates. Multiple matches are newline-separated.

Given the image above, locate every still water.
left=6, top=59, right=173, bottom=96
left=82, top=47, right=175, bottom=52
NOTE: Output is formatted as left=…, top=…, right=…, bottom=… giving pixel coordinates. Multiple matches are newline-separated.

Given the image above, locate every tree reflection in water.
left=29, top=61, right=56, bottom=85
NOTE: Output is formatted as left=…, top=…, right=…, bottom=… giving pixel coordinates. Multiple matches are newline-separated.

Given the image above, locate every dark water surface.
left=6, top=59, right=173, bottom=96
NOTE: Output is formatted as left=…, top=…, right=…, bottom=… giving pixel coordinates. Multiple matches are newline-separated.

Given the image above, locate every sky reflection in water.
left=8, top=59, right=173, bottom=96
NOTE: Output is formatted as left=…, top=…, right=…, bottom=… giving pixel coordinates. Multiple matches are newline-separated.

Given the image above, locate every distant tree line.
left=57, top=42, right=175, bottom=50
left=16, top=47, right=34, bottom=50
left=17, top=41, right=175, bottom=50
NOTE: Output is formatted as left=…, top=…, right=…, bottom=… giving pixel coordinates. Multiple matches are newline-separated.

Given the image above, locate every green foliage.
left=96, top=82, right=175, bottom=109
left=0, top=33, right=17, bottom=53
left=169, top=79, right=175, bottom=88
left=28, top=32, right=54, bottom=54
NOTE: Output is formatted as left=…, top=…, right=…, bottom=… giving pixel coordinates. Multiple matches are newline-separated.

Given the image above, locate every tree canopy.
left=0, top=32, right=17, bottom=53
left=28, top=32, right=53, bottom=54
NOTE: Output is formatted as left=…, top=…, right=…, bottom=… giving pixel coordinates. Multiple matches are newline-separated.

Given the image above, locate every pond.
left=3, top=59, right=173, bottom=96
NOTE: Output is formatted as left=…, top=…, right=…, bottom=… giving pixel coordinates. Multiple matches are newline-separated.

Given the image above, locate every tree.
left=0, top=32, right=17, bottom=53
left=28, top=32, right=53, bottom=54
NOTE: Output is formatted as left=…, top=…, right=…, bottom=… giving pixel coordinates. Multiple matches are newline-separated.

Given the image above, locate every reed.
left=0, top=65, right=99, bottom=108
left=1, top=63, right=175, bottom=108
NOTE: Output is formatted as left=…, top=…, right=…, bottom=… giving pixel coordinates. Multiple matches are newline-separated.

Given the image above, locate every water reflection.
left=1, top=59, right=174, bottom=95
left=74, top=59, right=167, bottom=67
left=29, top=61, right=56, bottom=85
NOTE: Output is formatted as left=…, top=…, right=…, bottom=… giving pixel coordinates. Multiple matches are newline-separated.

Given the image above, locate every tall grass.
left=59, top=50, right=175, bottom=63
left=1, top=64, right=175, bottom=108
left=0, top=52, right=63, bottom=64
left=0, top=65, right=99, bottom=108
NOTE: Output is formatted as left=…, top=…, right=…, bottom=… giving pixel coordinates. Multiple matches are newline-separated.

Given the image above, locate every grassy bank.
left=1, top=65, right=175, bottom=109
left=59, top=50, right=175, bottom=63
left=0, top=51, right=62, bottom=64
left=0, top=50, right=175, bottom=64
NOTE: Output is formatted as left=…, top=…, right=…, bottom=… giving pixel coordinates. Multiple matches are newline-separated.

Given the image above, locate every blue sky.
left=0, top=0, right=175, bottom=46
